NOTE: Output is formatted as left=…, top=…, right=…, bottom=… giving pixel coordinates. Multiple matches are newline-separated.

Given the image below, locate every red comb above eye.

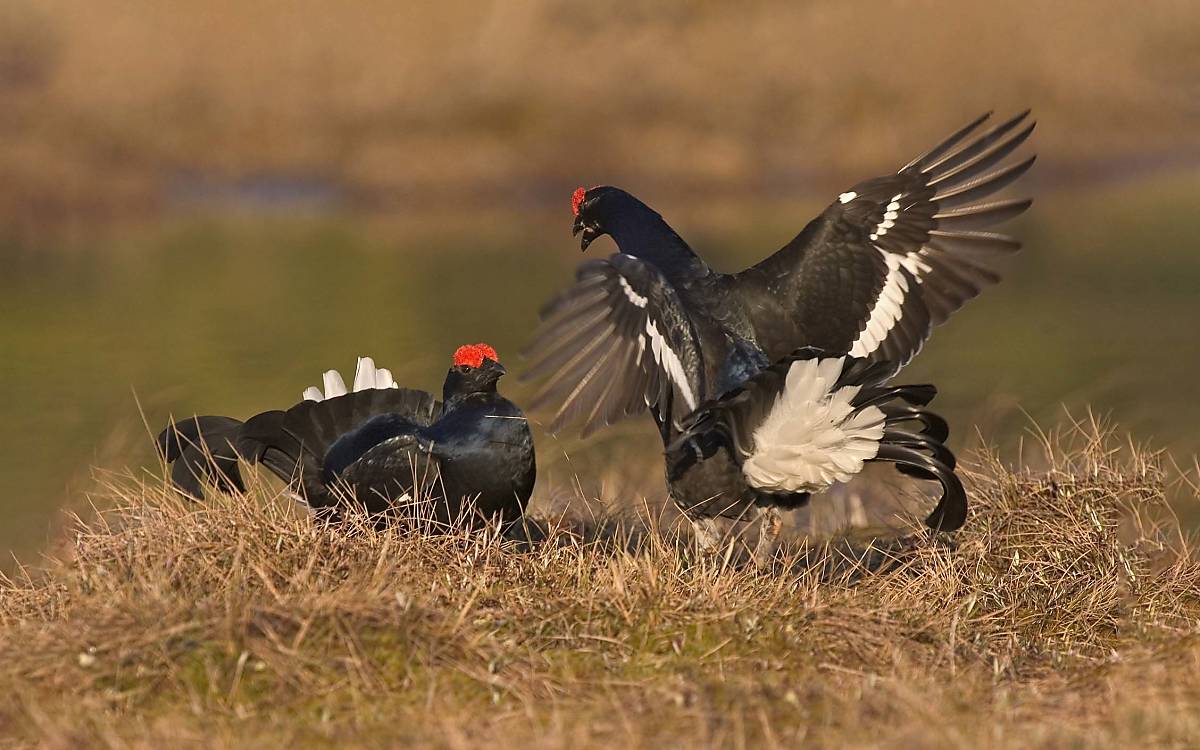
left=571, top=187, right=587, bottom=216
left=453, top=343, right=500, bottom=368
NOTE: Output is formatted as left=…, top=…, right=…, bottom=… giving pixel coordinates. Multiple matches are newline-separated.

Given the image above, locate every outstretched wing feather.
left=736, top=111, right=1034, bottom=371
left=522, top=254, right=705, bottom=436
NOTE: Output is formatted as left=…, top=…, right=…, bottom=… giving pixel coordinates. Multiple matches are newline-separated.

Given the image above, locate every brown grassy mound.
left=2, top=420, right=1199, bottom=748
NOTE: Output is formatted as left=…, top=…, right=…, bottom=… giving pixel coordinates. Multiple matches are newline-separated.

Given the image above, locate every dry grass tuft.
left=2, top=419, right=1199, bottom=748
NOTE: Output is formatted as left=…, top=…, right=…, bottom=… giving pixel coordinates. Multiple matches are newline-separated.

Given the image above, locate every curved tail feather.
left=881, top=428, right=957, bottom=471
left=879, top=404, right=950, bottom=444
left=874, top=443, right=967, bottom=531
left=236, top=410, right=299, bottom=482
left=156, top=416, right=247, bottom=499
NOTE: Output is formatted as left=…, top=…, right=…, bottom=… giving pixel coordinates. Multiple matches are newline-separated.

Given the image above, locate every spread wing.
left=522, top=254, right=706, bottom=436
left=735, top=110, right=1035, bottom=371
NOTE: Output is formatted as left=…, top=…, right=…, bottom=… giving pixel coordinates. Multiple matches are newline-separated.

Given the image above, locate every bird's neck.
left=606, top=207, right=705, bottom=279
left=442, top=388, right=497, bottom=412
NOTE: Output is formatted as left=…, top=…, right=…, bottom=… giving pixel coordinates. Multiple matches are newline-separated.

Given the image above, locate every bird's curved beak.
left=573, top=215, right=597, bottom=252
left=486, top=359, right=507, bottom=378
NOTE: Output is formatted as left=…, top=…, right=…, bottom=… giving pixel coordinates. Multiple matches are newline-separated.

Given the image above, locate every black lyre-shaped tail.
left=156, top=415, right=247, bottom=499
left=832, top=357, right=965, bottom=531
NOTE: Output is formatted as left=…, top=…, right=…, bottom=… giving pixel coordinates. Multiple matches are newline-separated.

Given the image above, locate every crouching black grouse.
left=157, top=345, right=536, bottom=530
left=663, top=348, right=965, bottom=557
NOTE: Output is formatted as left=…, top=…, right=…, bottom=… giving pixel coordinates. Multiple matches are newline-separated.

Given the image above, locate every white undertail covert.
left=741, top=357, right=886, bottom=493
left=303, top=356, right=399, bottom=402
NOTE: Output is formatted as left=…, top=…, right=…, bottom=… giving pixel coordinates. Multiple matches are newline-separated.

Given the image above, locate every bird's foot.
left=691, top=516, right=725, bottom=555
left=751, top=506, right=782, bottom=568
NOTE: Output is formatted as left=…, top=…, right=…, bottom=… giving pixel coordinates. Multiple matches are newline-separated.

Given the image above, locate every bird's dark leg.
left=658, top=391, right=722, bottom=553
left=656, top=391, right=675, bottom=446
left=752, top=506, right=783, bottom=567
left=692, top=515, right=724, bottom=554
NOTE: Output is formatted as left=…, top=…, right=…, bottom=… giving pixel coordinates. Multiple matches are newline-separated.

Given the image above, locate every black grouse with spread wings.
left=524, top=112, right=1034, bottom=440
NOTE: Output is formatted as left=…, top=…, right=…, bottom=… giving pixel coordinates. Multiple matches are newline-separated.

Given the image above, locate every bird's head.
left=572, top=185, right=645, bottom=252
left=443, top=343, right=506, bottom=400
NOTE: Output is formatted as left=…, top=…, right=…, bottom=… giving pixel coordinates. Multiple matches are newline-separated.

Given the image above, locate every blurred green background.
left=1, top=1, right=1198, bottom=558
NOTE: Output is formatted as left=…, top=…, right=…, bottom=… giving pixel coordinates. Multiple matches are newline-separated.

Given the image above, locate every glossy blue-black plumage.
left=528, top=112, right=1035, bottom=444
left=527, top=114, right=1034, bottom=531
left=158, top=356, right=535, bottom=530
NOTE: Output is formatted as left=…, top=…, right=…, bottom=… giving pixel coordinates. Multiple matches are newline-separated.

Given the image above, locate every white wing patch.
left=742, top=357, right=886, bottom=493
left=644, top=320, right=697, bottom=411
left=899, top=250, right=932, bottom=278
left=869, top=193, right=902, bottom=241
left=850, top=186, right=941, bottom=356
left=861, top=189, right=935, bottom=279
left=849, top=251, right=909, bottom=357
left=304, top=356, right=400, bottom=402
left=848, top=189, right=935, bottom=357
left=618, top=276, right=648, bottom=308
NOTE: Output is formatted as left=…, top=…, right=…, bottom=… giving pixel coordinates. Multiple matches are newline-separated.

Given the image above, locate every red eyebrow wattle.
left=452, top=343, right=500, bottom=368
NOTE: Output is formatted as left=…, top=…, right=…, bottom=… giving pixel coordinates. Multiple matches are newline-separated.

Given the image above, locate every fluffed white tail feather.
left=322, top=370, right=348, bottom=399
left=303, top=356, right=400, bottom=402
left=741, top=357, right=886, bottom=493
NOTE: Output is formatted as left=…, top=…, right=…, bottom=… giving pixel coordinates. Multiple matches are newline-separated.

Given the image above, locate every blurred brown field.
left=2, top=0, right=1199, bottom=236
